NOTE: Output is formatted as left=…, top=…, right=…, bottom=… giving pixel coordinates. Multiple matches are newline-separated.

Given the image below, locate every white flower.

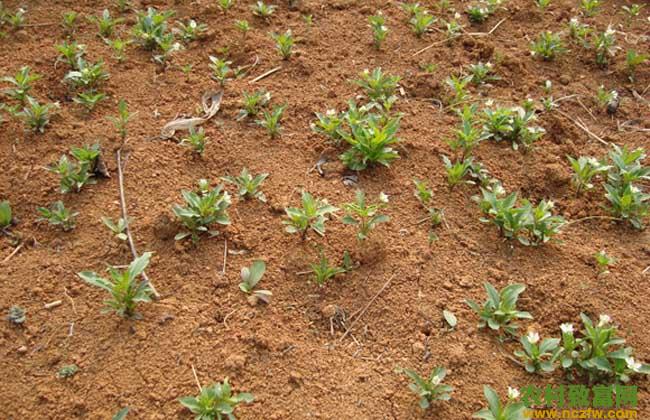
left=508, top=387, right=520, bottom=400
left=605, top=26, right=615, bottom=36
left=527, top=331, right=540, bottom=344
left=431, top=374, right=442, bottom=386
left=326, top=109, right=336, bottom=116
left=598, top=314, right=611, bottom=327
left=454, top=12, right=461, bottom=19
left=379, top=192, right=389, bottom=203
left=560, top=323, right=574, bottom=334
left=626, top=357, right=642, bottom=372
left=570, top=17, right=579, bottom=24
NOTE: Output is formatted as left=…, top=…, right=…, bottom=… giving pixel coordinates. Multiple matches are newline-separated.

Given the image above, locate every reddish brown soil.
left=1, top=0, right=649, bottom=419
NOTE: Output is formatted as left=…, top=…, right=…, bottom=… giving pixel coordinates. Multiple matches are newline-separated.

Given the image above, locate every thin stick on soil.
left=642, top=265, right=650, bottom=275
left=466, top=17, right=508, bottom=37
left=222, top=238, right=228, bottom=275
left=412, top=38, right=450, bottom=57
left=339, top=273, right=396, bottom=342
left=249, top=66, right=281, bottom=84
left=117, top=150, right=160, bottom=299
left=191, top=364, right=202, bottom=392
left=1, top=242, right=24, bottom=265
left=555, top=109, right=609, bottom=146
left=565, top=215, right=622, bottom=226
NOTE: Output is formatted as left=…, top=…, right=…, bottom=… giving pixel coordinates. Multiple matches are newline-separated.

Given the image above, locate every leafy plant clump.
left=78, top=252, right=154, bottom=318
left=478, top=185, right=566, bottom=246
left=49, top=144, right=103, bottom=193
left=342, top=190, right=389, bottom=241
left=37, top=201, right=78, bottom=231
left=514, top=331, right=561, bottom=373
left=466, top=283, right=532, bottom=336
left=222, top=168, right=268, bottom=202
left=173, top=179, right=231, bottom=242
left=239, top=260, right=272, bottom=304
left=604, top=145, right=649, bottom=229
left=482, top=101, right=545, bottom=151
left=401, top=367, right=453, bottom=409
left=179, top=378, right=254, bottom=420
left=6, top=305, right=26, bottom=325
left=310, top=250, right=352, bottom=286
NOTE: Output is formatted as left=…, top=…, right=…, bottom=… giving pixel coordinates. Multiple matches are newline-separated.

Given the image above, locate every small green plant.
left=340, top=115, right=401, bottom=170
left=342, top=190, right=389, bottom=241
left=466, top=283, right=532, bottom=336
left=284, top=191, right=337, bottom=237
left=222, top=168, right=268, bottom=202
left=132, top=7, right=175, bottom=51
left=208, top=56, right=232, bottom=86
left=568, top=18, right=591, bottom=47
left=482, top=102, right=544, bottom=150
left=444, top=17, right=463, bottom=41
left=625, top=50, right=648, bottom=82
left=61, top=11, right=78, bottom=34
left=112, top=408, right=130, bottom=420
left=604, top=145, right=650, bottom=229
left=441, top=155, right=474, bottom=187
left=56, top=41, right=86, bottom=69
left=101, top=216, right=129, bottom=241
left=473, top=386, right=528, bottom=420
left=106, top=38, right=131, bottom=62
left=179, top=378, right=254, bottom=419
left=6, top=305, right=26, bottom=325
left=594, top=250, right=615, bottom=274
left=37, top=201, right=78, bottom=231
left=252, top=1, right=276, bottom=18
left=536, top=0, right=551, bottom=10
left=514, top=331, right=560, bottom=373
left=256, top=103, right=286, bottom=138
left=353, top=68, right=401, bottom=104
left=271, top=29, right=294, bottom=59
left=17, top=97, right=58, bottom=133
left=594, top=27, right=618, bottom=67
left=115, top=0, right=132, bottom=13
left=312, top=109, right=344, bottom=143
left=567, top=155, right=609, bottom=194
left=88, top=9, right=124, bottom=38
left=467, top=62, right=499, bottom=85
left=478, top=187, right=565, bottom=245
left=595, top=85, right=617, bottom=108
left=445, top=74, right=472, bottom=106
left=0, top=200, right=13, bottom=231
left=173, top=179, right=231, bottom=242
left=2, top=66, right=41, bottom=103
left=621, top=4, right=644, bottom=21
left=218, top=0, right=236, bottom=11
left=400, top=2, right=425, bottom=18
left=73, top=91, right=107, bottom=113
left=64, top=58, right=110, bottom=91
left=57, top=365, right=79, bottom=378
left=448, top=105, right=486, bottom=159
left=401, top=367, right=453, bottom=409
left=6, top=8, right=26, bottom=30
left=580, top=0, right=601, bottom=16
left=180, top=127, right=208, bottom=155
left=49, top=145, right=100, bottom=193
left=234, top=20, right=251, bottom=39
left=309, top=251, right=350, bottom=286
left=175, top=19, right=207, bottom=43
left=237, top=89, right=271, bottom=120
left=239, top=260, right=272, bottom=303
left=410, top=11, right=435, bottom=37
left=530, top=31, right=566, bottom=60
left=78, top=252, right=154, bottom=318
left=107, top=99, right=137, bottom=141
left=466, top=4, right=491, bottom=23
left=413, top=178, right=433, bottom=206
left=368, top=12, right=388, bottom=49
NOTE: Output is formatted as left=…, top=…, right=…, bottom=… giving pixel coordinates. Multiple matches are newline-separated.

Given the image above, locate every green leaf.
left=78, top=271, right=114, bottom=292
left=127, top=252, right=152, bottom=279
left=483, top=386, right=501, bottom=415
left=112, top=408, right=129, bottom=420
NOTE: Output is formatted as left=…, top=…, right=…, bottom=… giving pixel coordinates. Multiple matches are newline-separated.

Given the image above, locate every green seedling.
left=482, top=102, right=544, bottom=150
left=73, top=91, right=107, bottom=113
left=466, top=282, right=532, bottom=336
left=57, top=365, right=79, bottom=378
left=88, top=9, right=124, bottom=38
left=132, top=7, right=175, bottom=51
left=256, top=103, right=286, bottom=138
left=17, top=97, right=58, bottom=133
left=56, top=41, right=86, bottom=69
left=284, top=191, right=337, bottom=237
left=64, top=58, right=109, bottom=91
left=222, top=168, right=268, bottom=202
left=6, top=305, right=25, bottom=324
left=239, top=260, right=272, bottom=303
left=530, top=31, right=566, bottom=60
left=175, top=19, right=207, bottom=43
left=6, top=8, right=26, bottom=29
left=37, top=201, right=78, bottom=231
left=106, top=38, right=131, bottom=62
left=342, top=190, right=389, bottom=241
left=467, top=62, right=499, bottom=85
left=2, top=66, right=41, bottom=103
left=354, top=68, right=400, bottom=104
left=626, top=50, right=648, bottom=82
left=448, top=104, right=487, bottom=158
left=0, top=200, right=13, bottom=231
left=340, top=115, right=401, bottom=170
left=173, top=179, right=231, bottom=242
left=567, top=156, right=609, bottom=194
left=441, top=155, right=474, bottom=187
left=312, top=109, right=344, bottom=143
left=252, top=1, right=276, bottom=18
left=514, top=331, right=560, bottom=373
left=107, top=99, right=137, bottom=141
left=410, top=11, right=435, bottom=37
left=234, top=20, right=251, bottom=39
left=536, top=0, right=551, bottom=10
left=595, top=85, right=617, bottom=108
left=115, top=0, right=132, bottom=13
left=473, top=386, right=528, bottom=420
left=309, top=251, right=351, bottom=286
left=179, top=378, right=254, bottom=419
left=400, top=367, right=453, bottom=409
left=49, top=144, right=101, bottom=193
left=594, top=27, right=618, bottom=67
left=237, top=89, right=271, bottom=120
left=271, top=29, right=294, bottom=59
left=466, top=4, right=491, bottom=23
left=209, top=56, right=232, bottom=86
left=369, top=12, right=388, bottom=49
left=568, top=18, right=591, bottom=47
left=219, top=0, right=236, bottom=11
left=180, top=127, right=208, bottom=155
left=580, top=0, right=600, bottom=16
left=445, top=74, right=472, bottom=106
left=61, top=11, right=78, bottom=34
left=78, top=252, right=154, bottom=318
left=594, top=250, right=615, bottom=275
left=101, top=216, right=129, bottom=241
left=413, top=178, right=433, bottom=206
left=401, top=2, right=425, bottom=17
